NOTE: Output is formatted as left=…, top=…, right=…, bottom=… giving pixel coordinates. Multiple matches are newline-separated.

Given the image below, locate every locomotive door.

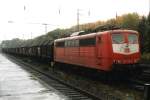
left=96, top=36, right=103, bottom=65
left=97, top=36, right=102, bottom=58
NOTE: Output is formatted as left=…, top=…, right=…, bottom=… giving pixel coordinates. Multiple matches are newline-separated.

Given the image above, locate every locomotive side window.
left=67, top=41, right=71, bottom=47
left=112, top=33, right=124, bottom=44
left=56, top=41, right=64, bottom=47
left=65, top=40, right=71, bottom=47
left=74, top=40, right=79, bottom=47
left=71, top=40, right=74, bottom=47
left=65, top=40, right=79, bottom=47
left=65, top=41, right=67, bottom=47
left=79, top=37, right=96, bottom=46
left=128, top=34, right=138, bottom=44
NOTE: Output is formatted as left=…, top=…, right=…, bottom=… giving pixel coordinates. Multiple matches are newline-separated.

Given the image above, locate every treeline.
left=138, top=14, right=150, bottom=53
left=1, top=13, right=150, bottom=53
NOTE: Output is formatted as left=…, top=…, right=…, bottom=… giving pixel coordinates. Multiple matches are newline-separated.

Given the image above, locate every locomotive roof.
left=55, top=29, right=138, bottom=42
left=110, top=29, right=138, bottom=34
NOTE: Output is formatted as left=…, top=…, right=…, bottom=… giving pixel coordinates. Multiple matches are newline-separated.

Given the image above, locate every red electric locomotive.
left=54, top=29, right=140, bottom=71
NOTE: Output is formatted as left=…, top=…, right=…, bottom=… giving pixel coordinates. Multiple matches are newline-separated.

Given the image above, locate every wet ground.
left=0, top=53, right=67, bottom=100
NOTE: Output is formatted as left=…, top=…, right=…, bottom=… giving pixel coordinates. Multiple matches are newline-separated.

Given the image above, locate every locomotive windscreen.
left=112, top=32, right=139, bottom=54
left=128, top=34, right=138, bottom=44
left=112, top=33, right=124, bottom=44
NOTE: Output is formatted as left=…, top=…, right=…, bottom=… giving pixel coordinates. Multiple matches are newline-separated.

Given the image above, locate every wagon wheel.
left=50, top=61, right=55, bottom=72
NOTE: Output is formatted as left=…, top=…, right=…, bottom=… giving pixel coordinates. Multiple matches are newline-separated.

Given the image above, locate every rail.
left=128, top=63, right=150, bottom=100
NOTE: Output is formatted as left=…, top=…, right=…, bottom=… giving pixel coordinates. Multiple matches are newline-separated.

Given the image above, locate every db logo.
left=124, top=48, right=130, bottom=53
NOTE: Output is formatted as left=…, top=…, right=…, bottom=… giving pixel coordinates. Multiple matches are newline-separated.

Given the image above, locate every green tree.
left=138, top=16, right=148, bottom=53
left=118, top=13, right=140, bottom=30
left=146, top=13, right=150, bottom=52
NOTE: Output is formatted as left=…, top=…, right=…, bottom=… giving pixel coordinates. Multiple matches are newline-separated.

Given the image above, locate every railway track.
left=138, top=71, right=150, bottom=82
left=125, top=64, right=150, bottom=100
left=140, top=64, right=150, bottom=82
left=130, top=64, right=150, bottom=83
left=5, top=54, right=121, bottom=100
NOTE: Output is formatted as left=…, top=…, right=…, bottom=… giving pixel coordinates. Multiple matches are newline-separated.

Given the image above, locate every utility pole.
left=116, top=12, right=118, bottom=20
left=42, top=23, right=48, bottom=34
left=22, top=34, right=25, bottom=40
left=149, top=0, right=150, bottom=14
left=76, top=9, right=91, bottom=32
left=77, top=9, right=80, bottom=32
left=31, top=32, right=33, bottom=39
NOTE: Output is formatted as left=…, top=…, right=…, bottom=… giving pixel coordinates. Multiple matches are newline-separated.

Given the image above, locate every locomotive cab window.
left=128, top=34, right=138, bottom=44
left=112, top=33, right=124, bottom=44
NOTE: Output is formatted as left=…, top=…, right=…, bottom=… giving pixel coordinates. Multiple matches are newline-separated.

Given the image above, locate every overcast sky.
left=0, top=0, right=149, bottom=41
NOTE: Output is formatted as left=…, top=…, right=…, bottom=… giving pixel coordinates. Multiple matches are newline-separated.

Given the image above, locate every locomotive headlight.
left=117, top=60, right=121, bottom=63
left=113, top=60, right=121, bottom=64
left=113, top=60, right=117, bottom=63
left=124, top=48, right=130, bottom=53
